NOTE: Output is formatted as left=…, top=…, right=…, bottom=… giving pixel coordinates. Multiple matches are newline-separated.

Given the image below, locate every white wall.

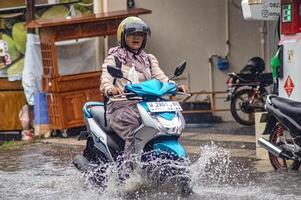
left=133, top=0, right=264, bottom=120
left=108, top=0, right=274, bottom=121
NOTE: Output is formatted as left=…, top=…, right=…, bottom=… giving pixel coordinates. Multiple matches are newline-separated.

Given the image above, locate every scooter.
left=73, top=61, right=192, bottom=194
left=258, top=95, right=301, bottom=170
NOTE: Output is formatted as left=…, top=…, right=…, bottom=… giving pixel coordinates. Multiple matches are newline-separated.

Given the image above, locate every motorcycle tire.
left=230, top=88, right=264, bottom=126
left=268, top=123, right=301, bottom=171
left=83, top=137, right=108, bottom=164
left=82, top=137, right=110, bottom=188
left=83, top=137, right=97, bottom=162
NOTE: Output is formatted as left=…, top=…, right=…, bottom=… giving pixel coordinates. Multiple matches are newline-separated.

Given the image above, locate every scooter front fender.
left=153, top=140, right=187, bottom=158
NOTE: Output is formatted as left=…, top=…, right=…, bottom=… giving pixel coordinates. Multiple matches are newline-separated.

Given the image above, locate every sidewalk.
left=185, top=121, right=255, bottom=136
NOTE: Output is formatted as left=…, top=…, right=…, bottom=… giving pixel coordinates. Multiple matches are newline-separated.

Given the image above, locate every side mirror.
left=107, top=65, right=132, bottom=84
left=170, top=61, right=186, bottom=80
left=174, top=61, right=186, bottom=77
left=107, top=65, right=123, bottom=79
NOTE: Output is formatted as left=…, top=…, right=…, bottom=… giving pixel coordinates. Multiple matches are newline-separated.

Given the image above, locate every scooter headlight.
left=154, top=112, right=185, bottom=135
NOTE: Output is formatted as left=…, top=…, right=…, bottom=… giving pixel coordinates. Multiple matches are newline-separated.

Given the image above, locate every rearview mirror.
left=174, top=61, right=186, bottom=77
left=173, top=61, right=186, bottom=78
left=107, top=65, right=123, bottom=79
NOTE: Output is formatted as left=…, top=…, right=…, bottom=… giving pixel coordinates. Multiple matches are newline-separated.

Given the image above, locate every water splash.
left=80, top=151, right=192, bottom=198
left=79, top=142, right=251, bottom=198
left=190, top=141, right=252, bottom=187
left=2, top=142, right=301, bottom=200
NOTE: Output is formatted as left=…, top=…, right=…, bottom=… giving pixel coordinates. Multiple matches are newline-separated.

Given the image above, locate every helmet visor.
left=124, top=23, right=151, bottom=37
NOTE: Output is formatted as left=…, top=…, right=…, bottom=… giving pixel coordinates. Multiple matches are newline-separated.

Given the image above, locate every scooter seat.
left=271, top=96, right=301, bottom=123
left=89, top=105, right=113, bottom=133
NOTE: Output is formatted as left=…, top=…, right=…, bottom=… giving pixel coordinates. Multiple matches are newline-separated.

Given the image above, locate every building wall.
left=133, top=0, right=264, bottom=120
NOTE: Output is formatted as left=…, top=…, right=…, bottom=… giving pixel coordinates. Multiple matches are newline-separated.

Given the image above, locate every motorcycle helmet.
left=240, top=57, right=265, bottom=74
left=117, top=16, right=151, bottom=52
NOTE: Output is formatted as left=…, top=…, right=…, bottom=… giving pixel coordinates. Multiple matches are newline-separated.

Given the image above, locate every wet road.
left=1, top=129, right=301, bottom=200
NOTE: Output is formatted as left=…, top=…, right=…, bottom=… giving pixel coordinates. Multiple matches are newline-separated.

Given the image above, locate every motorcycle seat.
left=271, top=96, right=301, bottom=123
left=89, top=105, right=114, bottom=133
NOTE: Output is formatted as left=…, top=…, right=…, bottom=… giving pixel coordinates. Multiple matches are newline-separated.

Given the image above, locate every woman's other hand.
left=107, top=87, right=124, bottom=97
left=177, top=85, right=189, bottom=93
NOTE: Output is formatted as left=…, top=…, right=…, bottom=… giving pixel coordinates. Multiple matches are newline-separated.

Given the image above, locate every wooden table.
left=0, top=0, right=79, bottom=133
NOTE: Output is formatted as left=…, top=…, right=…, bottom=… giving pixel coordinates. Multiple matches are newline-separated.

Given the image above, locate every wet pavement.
left=1, top=122, right=301, bottom=200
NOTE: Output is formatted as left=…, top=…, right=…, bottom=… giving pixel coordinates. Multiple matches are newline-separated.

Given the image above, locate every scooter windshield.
left=125, top=79, right=177, bottom=99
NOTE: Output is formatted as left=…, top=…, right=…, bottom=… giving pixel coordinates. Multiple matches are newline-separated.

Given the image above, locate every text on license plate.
left=146, top=101, right=182, bottom=112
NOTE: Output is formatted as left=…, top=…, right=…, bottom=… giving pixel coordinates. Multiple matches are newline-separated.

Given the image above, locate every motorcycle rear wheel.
left=230, top=89, right=264, bottom=126
left=268, top=124, right=301, bottom=171
left=83, top=137, right=108, bottom=164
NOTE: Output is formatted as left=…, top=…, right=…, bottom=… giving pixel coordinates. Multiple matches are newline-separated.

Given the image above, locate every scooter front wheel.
left=141, top=151, right=191, bottom=192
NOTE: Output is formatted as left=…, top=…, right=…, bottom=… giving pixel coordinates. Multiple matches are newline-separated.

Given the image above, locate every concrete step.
left=180, top=132, right=256, bottom=159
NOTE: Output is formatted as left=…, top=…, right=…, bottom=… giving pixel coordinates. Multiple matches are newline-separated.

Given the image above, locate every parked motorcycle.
left=225, top=57, right=273, bottom=126
left=258, top=95, right=301, bottom=170
left=73, top=61, right=192, bottom=194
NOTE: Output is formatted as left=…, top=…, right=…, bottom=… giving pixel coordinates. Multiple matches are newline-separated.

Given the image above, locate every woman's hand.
left=107, top=87, right=124, bottom=97
left=177, top=84, right=189, bottom=93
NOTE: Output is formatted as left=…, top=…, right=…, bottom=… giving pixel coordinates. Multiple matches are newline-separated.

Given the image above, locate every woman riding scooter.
left=99, top=16, right=187, bottom=174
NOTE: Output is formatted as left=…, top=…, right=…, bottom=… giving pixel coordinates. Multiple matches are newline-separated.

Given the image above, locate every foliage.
left=0, top=141, right=16, bottom=150
left=12, top=22, right=26, bottom=55
left=7, top=57, right=24, bottom=76
left=0, top=1, right=93, bottom=75
left=2, top=34, right=21, bottom=62
left=40, top=5, right=69, bottom=20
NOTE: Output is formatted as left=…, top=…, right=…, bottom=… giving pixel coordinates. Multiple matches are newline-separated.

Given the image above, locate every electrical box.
left=281, top=0, right=301, bottom=34
left=278, top=0, right=301, bottom=101
left=241, top=0, right=280, bottom=21
left=278, top=40, right=301, bottom=100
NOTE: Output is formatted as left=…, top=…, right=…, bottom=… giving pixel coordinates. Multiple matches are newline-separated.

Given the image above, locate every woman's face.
left=125, top=32, right=144, bottom=50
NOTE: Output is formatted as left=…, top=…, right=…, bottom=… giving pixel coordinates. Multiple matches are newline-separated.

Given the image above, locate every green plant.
left=0, top=141, right=16, bottom=150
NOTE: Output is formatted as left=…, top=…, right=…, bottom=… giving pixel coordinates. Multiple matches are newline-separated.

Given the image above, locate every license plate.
left=146, top=101, right=183, bottom=112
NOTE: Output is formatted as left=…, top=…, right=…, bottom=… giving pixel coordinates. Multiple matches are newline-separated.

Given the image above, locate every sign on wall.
left=241, top=0, right=280, bottom=21
left=284, top=75, right=294, bottom=97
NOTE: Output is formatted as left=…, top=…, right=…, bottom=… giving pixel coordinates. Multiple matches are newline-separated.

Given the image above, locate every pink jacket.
left=100, top=54, right=169, bottom=99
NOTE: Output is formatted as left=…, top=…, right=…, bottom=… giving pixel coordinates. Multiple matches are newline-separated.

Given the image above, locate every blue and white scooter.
left=73, top=61, right=191, bottom=194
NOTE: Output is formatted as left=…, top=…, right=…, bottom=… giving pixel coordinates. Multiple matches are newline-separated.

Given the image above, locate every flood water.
left=1, top=142, right=301, bottom=200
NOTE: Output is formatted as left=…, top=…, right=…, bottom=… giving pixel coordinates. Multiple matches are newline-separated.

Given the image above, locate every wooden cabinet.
left=61, top=88, right=102, bottom=127
left=47, top=87, right=103, bottom=129
left=27, top=8, right=151, bottom=131
left=44, top=71, right=103, bottom=129
left=0, top=79, right=26, bottom=131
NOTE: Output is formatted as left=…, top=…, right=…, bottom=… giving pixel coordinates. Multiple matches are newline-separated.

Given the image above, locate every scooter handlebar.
left=176, top=92, right=191, bottom=97
left=112, top=92, right=191, bottom=98
left=112, top=92, right=137, bottom=98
